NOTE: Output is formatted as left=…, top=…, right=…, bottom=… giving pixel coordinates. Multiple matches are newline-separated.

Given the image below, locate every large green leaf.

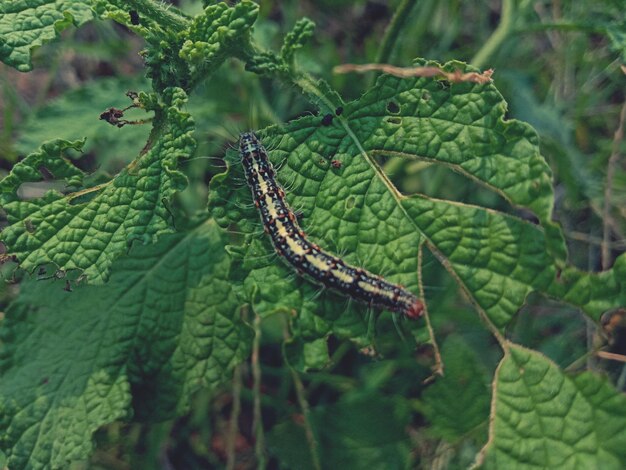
left=0, top=87, right=194, bottom=284
left=477, top=344, right=626, bottom=469
left=0, top=1, right=93, bottom=72
left=0, top=220, right=252, bottom=469
left=209, top=62, right=626, bottom=336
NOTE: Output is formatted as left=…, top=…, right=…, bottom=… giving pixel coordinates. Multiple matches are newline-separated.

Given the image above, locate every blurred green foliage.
left=0, top=0, right=624, bottom=469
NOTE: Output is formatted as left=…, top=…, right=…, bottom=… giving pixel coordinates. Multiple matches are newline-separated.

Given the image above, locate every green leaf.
left=284, top=336, right=330, bottom=372
left=210, top=60, right=625, bottom=336
left=477, top=344, right=626, bottom=469
left=0, top=220, right=252, bottom=469
left=281, top=18, right=315, bottom=62
left=268, top=393, right=412, bottom=469
left=179, top=0, right=259, bottom=78
left=0, top=87, right=194, bottom=284
left=15, top=76, right=151, bottom=171
left=0, top=1, right=94, bottom=72
left=421, top=336, right=490, bottom=441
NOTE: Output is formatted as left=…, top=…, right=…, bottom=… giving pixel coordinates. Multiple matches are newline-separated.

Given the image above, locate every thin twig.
left=471, top=0, right=515, bottom=68
left=252, top=313, right=266, bottom=469
left=602, top=99, right=626, bottom=270
left=226, top=365, right=242, bottom=470
left=565, top=230, right=626, bottom=249
left=418, top=242, right=444, bottom=379
left=372, top=0, right=419, bottom=85
left=596, top=351, right=626, bottom=363
left=334, top=63, right=493, bottom=84
left=283, top=321, right=322, bottom=470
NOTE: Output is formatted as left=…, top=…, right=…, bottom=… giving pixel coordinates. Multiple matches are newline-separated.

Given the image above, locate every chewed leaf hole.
left=386, top=101, right=400, bottom=114
left=24, top=219, right=36, bottom=233
left=386, top=117, right=402, bottom=125
left=345, top=196, right=356, bottom=210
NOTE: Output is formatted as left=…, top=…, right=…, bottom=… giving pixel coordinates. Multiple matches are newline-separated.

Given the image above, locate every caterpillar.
left=239, top=132, right=424, bottom=319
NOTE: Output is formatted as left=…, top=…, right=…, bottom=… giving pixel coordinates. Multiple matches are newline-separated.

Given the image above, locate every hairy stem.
left=125, top=0, right=189, bottom=31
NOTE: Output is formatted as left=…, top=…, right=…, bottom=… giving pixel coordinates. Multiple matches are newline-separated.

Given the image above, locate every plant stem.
left=372, top=0, right=419, bottom=85
left=602, top=99, right=626, bottom=270
left=471, top=0, right=515, bottom=68
left=226, top=365, right=242, bottom=470
left=291, top=72, right=338, bottom=114
left=126, top=0, right=189, bottom=31
left=252, top=313, right=266, bottom=469
left=418, top=242, right=443, bottom=378
left=283, top=321, right=322, bottom=470
left=291, top=369, right=322, bottom=470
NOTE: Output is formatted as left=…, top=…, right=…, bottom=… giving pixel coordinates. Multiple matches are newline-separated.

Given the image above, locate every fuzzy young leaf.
left=281, top=18, right=315, bottom=62
left=0, top=87, right=194, bottom=284
left=95, top=1, right=258, bottom=91
left=0, top=1, right=93, bottom=72
left=210, top=60, right=625, bottom=338
left=0, top=221, right=252, bottom=469
left=179, top=0, right=259, bottom=77
left=478, top=344, right=626, bottom=469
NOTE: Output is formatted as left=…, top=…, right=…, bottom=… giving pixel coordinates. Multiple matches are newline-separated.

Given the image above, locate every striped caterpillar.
left=239, top=132, right=424, bottom=320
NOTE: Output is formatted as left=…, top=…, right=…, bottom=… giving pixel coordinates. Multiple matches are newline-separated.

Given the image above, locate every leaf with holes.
left=209, top=60, right=626, bottom=340
left=0, top=87, right=194, bottom=284
left=0, top=220, right=252, bottom=469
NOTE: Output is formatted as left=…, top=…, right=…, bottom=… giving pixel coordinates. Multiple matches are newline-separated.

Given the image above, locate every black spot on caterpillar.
left=239, top=132, right=424, bottom=319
